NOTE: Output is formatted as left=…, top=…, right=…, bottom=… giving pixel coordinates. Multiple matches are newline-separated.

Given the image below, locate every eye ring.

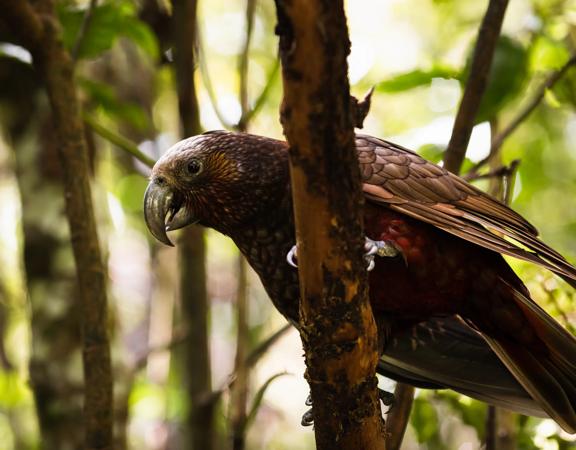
left=186, top=159, right=203, bottom=176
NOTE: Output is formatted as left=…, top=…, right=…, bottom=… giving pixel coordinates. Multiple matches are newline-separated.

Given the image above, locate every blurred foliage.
left=0, top=0, right=575, bottom=449
left=58, top=1, right=158, bottom=60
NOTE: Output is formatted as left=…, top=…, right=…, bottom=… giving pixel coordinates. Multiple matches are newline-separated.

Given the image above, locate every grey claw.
left=366, top=257, right=375, bottom=272
left=301, top=408, right=314, bottom=426
left=364, top=237, right=400, bottom=271
left=286, top=245, right=298, bottom=268
left=378, top=388, right=395, bottom=407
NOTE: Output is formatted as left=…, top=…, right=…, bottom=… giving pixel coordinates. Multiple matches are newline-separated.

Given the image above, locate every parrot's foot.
left=364, top=237, right=400, bottom=271
left=379, top=388, right=395, bottom=407
left=286, top=237, right=399, bottom=271
left=301, top=408, right=314, bottom=427
left=301, top=394, right=314, bottom=426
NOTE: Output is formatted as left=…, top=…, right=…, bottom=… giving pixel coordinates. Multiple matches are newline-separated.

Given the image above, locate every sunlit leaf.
left=376, top=67, right=460, bottom=93
left=417, top=144, right=444, bottom=163
left=58, top=1, right=158, bottom=60
left=530, top=36, right=571, bottom=71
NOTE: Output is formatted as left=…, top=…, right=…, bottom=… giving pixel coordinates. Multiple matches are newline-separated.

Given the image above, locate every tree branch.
left=171, top=1, right=214, bottom=449
left=230, top=2, right=258, bottom=448
left=83, top=113, right=156, bottom=168
left=467, top=54, right=576, bottom=177
left=443, top=0, right=509, bottom=174
left=2, top=0, right=115, bottom=447
left=237, top=0, right=257, bottom=131
left=236, top=59, right=280, bottom=129
left=384, top=384, right=415, bottom=450
left=274, top=1, right=385, bottom=449
left=196, top=26, right=234, bottom=129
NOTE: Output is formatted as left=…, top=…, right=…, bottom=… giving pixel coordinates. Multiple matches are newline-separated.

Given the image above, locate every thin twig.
left=236, top=59, right=280, bottom=130
left=132, top=327, right=189, bottom=372
left=71, top=0, right=99, bottom=62
left=384, top=384, right=415, bottom=450
left=83, top=113, right=156, bottom=168
left=197, top=25, right=234, bottom=129
left=443, top=0, right=509, bottom=174
left=237, top=0, right=257, bottom=132
left=465, top=159, right=520, bottom=182
left=467, top=54, right=576, bottom=177
left=206, top=324, right=293, bottom=406
left=230, top=256, right=250, bottom=450
left=231, top=3, right=257, bottom=446
left=245, top=323, right=291, bottom=368
left=485, top=405, right=497, bottom=450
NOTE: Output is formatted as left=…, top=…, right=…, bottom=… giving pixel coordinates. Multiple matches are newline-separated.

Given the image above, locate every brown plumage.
left=144, top=130, right=576, bottom=432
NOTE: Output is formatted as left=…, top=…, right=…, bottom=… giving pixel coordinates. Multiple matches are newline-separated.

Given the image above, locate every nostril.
left=155, top=176, right=166, bottom=186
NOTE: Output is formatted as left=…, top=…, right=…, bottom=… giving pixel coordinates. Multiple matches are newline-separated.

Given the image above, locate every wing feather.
left=357, top=134, right=576, bottom=286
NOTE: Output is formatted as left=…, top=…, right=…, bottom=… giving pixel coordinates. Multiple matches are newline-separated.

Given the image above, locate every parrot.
left=144, top=130, right=576, bottom=432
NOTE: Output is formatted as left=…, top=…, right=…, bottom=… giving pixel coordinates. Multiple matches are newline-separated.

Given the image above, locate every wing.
left=378, top=316, right=547, bottom=417
left=356, top=134, right=576, bottom=287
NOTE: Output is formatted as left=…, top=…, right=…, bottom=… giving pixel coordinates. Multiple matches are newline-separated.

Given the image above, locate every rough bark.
left=0, top=2, right=114, bottom=448
left=171, top=1, right=214, bottom=449
left=274, top=1, right=385, bottom=449
left=443, top=0, right=509, bottom=174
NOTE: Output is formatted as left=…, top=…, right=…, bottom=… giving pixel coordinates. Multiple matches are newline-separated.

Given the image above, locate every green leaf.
left=79, top=78, right=150, bottom=131
left=468, top=36, right=529, bottom=123
left=410, top=396, right=440, bottom=444
left=243, top=372, right=288, bottom=434
left=530, top=36, right=571, bottom=71
left=376, top=66, right=460, bottom=93
left=58, top=2, right=158, bottom=60
left=417, top=144, right=445, bottom=163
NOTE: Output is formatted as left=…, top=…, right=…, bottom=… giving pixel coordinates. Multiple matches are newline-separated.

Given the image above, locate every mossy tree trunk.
left=274, top=1, right=386, bottom=449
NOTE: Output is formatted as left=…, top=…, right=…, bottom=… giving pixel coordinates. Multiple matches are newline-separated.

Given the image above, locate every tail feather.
left=479, top=281, right=576, bottom=433
left=484, top=336, right=576, bottom=433
left=379, top=316, right=547, bottom=417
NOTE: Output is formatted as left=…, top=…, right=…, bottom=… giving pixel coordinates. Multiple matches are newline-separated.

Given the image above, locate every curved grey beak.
left=143, top=181, right=176, bottom=246
left=144, top=179, right=197, bottom=246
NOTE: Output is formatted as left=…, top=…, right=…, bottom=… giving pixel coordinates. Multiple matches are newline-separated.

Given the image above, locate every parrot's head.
left=144, top=130, right=289, bottom=245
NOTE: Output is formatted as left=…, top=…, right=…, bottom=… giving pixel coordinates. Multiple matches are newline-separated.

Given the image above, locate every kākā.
left=144, top=130, right=576, bottom=433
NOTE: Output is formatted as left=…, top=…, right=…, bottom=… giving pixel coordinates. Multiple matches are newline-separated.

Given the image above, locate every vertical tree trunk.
left=172, top=1, right=214, bottom=449
left=274, top=1, right=385, bottom=449
left=443, top=0, right=509, bottom=174
left=0, top=2, right=115, bottom=448
left=14, top=115, right=85, bottom=450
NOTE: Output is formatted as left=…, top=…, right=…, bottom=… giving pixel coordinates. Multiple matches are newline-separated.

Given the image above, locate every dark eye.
left=186, top=159, right=202, bottom=175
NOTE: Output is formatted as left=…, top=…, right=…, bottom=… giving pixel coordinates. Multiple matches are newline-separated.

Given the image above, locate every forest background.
left=0, top=0, right=576, bottom=449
